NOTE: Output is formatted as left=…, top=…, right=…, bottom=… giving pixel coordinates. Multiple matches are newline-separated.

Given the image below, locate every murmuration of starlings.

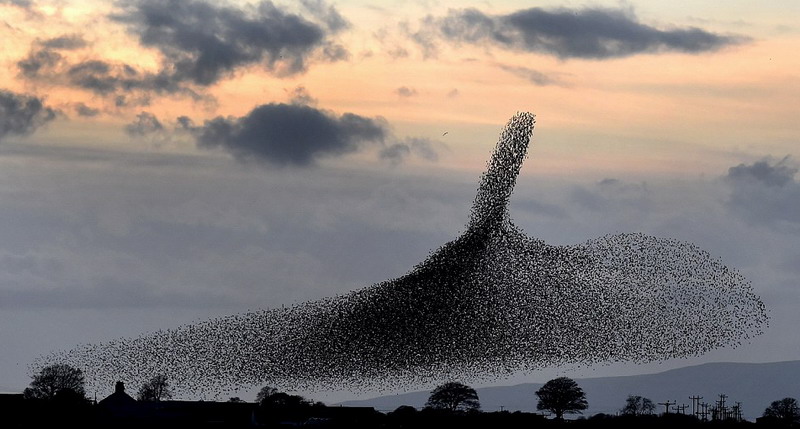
left=35, top=112, right=768, bottom=398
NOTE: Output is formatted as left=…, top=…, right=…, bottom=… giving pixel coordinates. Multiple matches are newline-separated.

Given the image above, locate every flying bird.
left=37, top=112, right=768, bottom=397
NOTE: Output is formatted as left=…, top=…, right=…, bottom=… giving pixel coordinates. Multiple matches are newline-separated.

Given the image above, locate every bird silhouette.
left=38, top=112, right=767, bottom=397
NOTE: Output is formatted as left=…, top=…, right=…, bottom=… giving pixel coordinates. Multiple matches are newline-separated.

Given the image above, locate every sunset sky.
left=1, top=0, right=799, bottom=403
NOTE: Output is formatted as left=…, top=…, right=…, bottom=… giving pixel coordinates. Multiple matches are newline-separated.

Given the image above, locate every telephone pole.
left=658, top=400, right=677, bottom=415
left=690, top=395, right=703, bottom=419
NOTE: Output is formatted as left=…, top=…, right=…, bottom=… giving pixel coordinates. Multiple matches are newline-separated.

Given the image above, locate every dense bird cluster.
left=35, top=112, right=768, bottom=398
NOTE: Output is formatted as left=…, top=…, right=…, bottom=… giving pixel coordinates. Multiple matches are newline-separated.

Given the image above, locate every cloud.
left=387, top=46, right=409, bottom=59
left=0, top=89, right=57, bottom=142
left=187, top=103, right=388, bottom=166
left=725, top=157, right=800, bottom=227
left=418, top=6, right=747, bottom=60
left=39, top=34, right=87, bottom=50
left=0, top=0, right=33, bottom=8
left=497, top=64, right=564, bottom=86
left=125, top=111, right=164, bottom=136
left=73, top=102, right=100, bottom=117
left=287, top=85, right=318, bottom=106
left=17, top=34, right=87, bottom=79
left=15, top=0, right=350, bottom=105
left=380, top=137, right=440, bottom=165
left=379, top=143, right=410, bottom=165
left=17, top=48, right=62, bottom=78
left=18, top=47, right=203, bottom=103
left=300, top=0, right=349, bottom=33
left=113, top=0, right=349, bottom=85
left=395, top=86, right=417, bottom=97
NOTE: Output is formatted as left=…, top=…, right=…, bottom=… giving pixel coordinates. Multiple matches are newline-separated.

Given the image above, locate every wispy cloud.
left=125, top=111, right=164, bottom=136
left=497, top=64, right=567, bottom=86
left=395, top=86, right=417, bottom=97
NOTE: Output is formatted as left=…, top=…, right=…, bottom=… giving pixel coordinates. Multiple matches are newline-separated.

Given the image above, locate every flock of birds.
left=36, top=112, right=768, bottom=398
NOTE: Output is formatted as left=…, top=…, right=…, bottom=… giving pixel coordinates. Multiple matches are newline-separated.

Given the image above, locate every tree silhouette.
left=255, top=385, right=279, bottom=404
left=535, top=377, right=588, bottom=420
left=261, top=392, right=312, bottom=408
left=424, top=382, right=480, bottom=412
left=763, top=397, right=800, bottom=424
left=137, top=374, right=173, bottom=401
left=621, top=395, right=655, bottom=416
left=23, top=364, right=86, bottom=400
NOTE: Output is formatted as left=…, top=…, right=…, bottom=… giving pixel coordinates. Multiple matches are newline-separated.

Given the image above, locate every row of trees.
left=418, top=377, right=800, bottom=424
left=419, top=377, right=588, bottom=420
left=21, top=364, right=800, bottom=424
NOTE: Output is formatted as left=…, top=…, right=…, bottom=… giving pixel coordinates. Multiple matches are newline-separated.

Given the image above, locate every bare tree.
left=425, top=382, right=480, bottom=412
left=763, top=397, right=800, bottom=424
left=23, top=364, right=86, bottom=400
left=137, top=374, right=172, bottom=401
left=535, top=377, right=588, bottom=420
left=621, top=395, right=655, bottom=416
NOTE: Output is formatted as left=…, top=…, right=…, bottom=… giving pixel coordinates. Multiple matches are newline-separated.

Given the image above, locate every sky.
left=0, top=0, right=799, bottom=405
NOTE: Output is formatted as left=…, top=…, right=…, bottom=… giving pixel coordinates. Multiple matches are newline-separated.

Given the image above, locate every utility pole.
left=733, top=402, right=743, bottom=422
left=677, top=404, right=689, bottom=415
left=690, top=395, right=703, bottom=419
left=658, top=400, right=677, bottom=415
left=698, top=402, right=710, bottom=421
left=717, top=394, right=728, bottom=421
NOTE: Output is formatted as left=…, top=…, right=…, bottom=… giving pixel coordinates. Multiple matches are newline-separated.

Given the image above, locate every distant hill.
left=339, top=361, right=800, bottom=421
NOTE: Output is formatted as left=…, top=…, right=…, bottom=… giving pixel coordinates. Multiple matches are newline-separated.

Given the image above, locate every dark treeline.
left=4, top=364, right=798, bottom=428
left=1, top=396, right=797, bottom=429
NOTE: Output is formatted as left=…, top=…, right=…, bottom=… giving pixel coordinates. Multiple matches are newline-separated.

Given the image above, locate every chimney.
left=115, top=381, right=125, bottom=394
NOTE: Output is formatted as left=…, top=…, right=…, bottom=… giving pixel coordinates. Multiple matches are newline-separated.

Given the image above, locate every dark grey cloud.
left=73, top=102, right=100, bottom=117
left=725, top=157, right=800, bottom=227
left=18, top=34, right=85, bottom=79
left=67, top=60, right=124, bottom=94
left=17, top=48, right=62, bottom=78
left=113, top=0, right=349, bottom=85
left=421, top=6, right=747, bottom=60
left=0, top=89, right=57, bottom=142
left=125, top=111, right=164, bottom=136
left=395, top=86, right=417, bottom=97
left=18, top=49, right=202, bottom=103
left=40, top=34, right=87, bottom=50
left=189, top=103, right=388, bottom=166
left=15, top=1, right=349, bottom=104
